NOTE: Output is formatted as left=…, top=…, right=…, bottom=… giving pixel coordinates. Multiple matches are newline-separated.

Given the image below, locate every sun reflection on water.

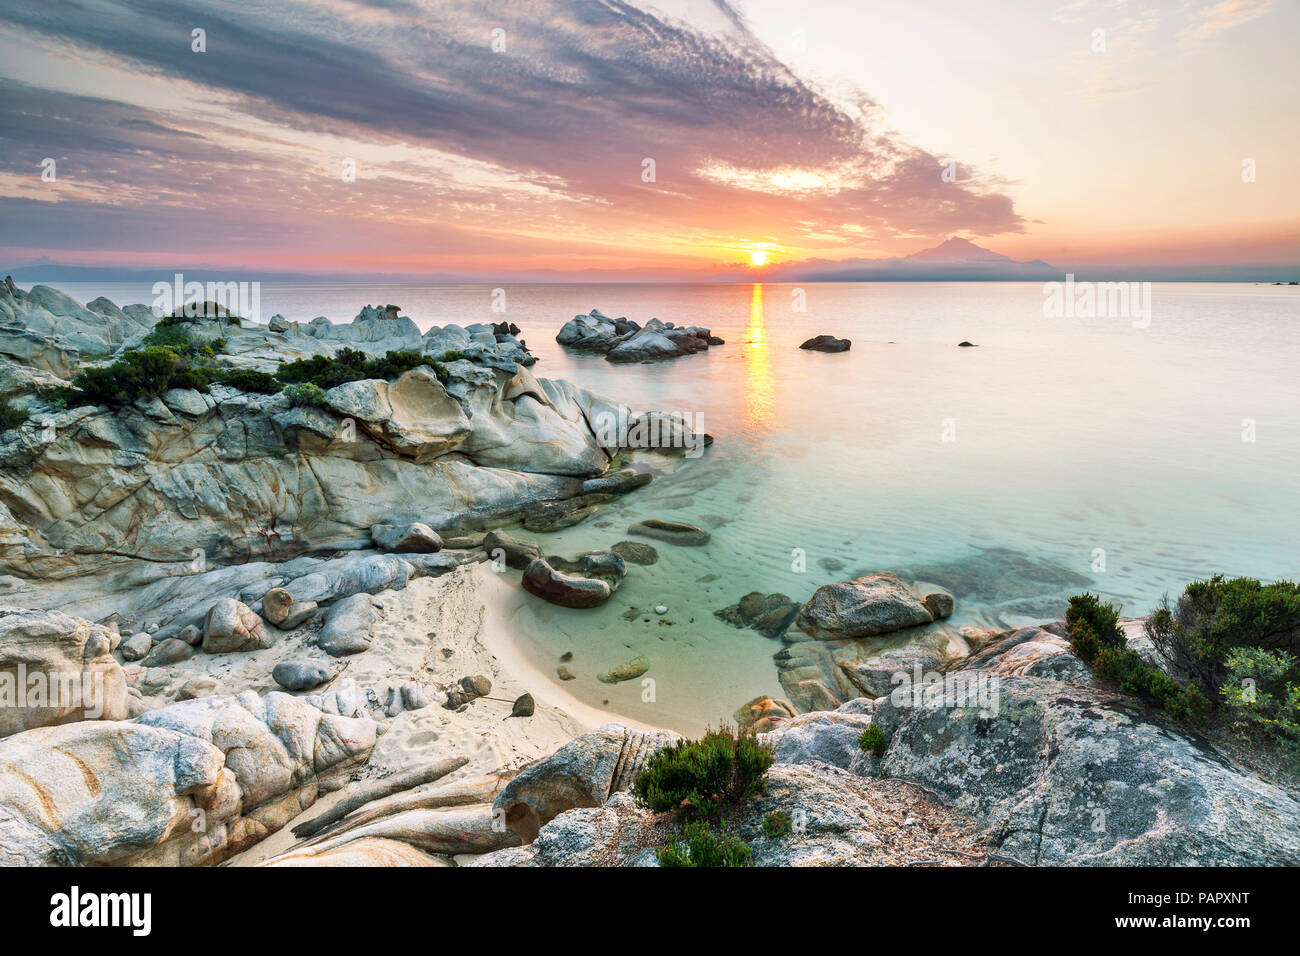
left=743, top=283, right=774, bottom=434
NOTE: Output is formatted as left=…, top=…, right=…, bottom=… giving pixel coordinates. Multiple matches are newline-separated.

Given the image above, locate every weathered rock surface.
left=492, top=723, right=680, bottom=842
left=557, top=311, right=720, bottom=363
left=610, top=540, right=658, bottom=565
left=866, top=664, right=1300, bottom=865
left=775, top=627, right=952, bottom=712
left=521, top=558, right=612, bottom=609
left=370, top=522, right=442, bottom=553
left=596, top=655, right=650, bottom=684
left=0, top=606, right=127, bottom=737
left=202, top=598, right=272, bottom=654
left=317, top=593, right=376, bottom=657
left=273, top=660, right=333, bottom=691
left=715, top=591, right=801, bottom=639
left=626, top=519, right=710, bottom=547
left=0, top=691, right=376, bottom=865
left=795, top=573, right=937, bottom=640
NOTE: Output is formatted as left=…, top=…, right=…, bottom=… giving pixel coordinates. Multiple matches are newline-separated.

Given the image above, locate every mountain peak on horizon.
left=907, top=236, right=1012, bottom=262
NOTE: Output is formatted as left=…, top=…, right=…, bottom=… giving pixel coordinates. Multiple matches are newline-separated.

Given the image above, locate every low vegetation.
left=632, top=724, right=773, bottom=867
left=1066, top=592, right=1208, bottom=723
left=761, top=810, right=792, bottom=838
left=0, top=396, right=27, bottom=432
left=657, top=821, right=752, bottom=867
left=1069, top=578, right=1300, bottom=766
left=858, top=723, right=887, bottom=756
left=275, top=347, right=451, bottom=389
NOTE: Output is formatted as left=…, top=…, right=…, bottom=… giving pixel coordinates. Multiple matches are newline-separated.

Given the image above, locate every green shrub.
left=276, top=348, right=450, bottom=389
left=656, top=821, right=752, bottom=867
left=141, top=322, right=226, bottom=359
left=212, top=368, right=281, bottom=394
left=1147, top=576, right=1300, bottom=695
left=36, top=385, right=75, bottom=410
left=1219, top=648, right=1300, bottom=762
left=1066, top=592, right=1125, bottom=664
left=761, top=810, right=792, bottom=838
left=70, top=346, right=195, bottom=406
left=1093, top=646, right=1208, bottom=724
left=631, top=725, right=773, bottom=822
left=858, top=723, right=887, bottom=756
left=0, top=396, right=27, bottom=432
left=283, top=382, right=329, bottom=408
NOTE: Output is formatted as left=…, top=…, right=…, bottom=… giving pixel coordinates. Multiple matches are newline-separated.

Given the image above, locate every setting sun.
left=748, top=250, right=768, bottom=267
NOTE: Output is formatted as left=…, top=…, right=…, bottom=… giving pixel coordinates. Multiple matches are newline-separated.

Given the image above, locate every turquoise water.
left=50, top=280, right=1300, bottom=732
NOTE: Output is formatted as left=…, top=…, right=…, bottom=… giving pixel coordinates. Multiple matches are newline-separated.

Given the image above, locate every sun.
left=748, top=250, right=768, bottom=267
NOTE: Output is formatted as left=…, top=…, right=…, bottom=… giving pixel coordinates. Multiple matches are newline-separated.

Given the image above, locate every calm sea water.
left=50, top=280, right=1300, bottom=732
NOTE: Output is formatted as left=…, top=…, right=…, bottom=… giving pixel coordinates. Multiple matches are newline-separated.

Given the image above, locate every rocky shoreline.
left=0, top=281, right=1296, bottom=867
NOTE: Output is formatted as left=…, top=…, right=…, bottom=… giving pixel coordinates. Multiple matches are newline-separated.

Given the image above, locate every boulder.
left=491, top=723, right=680, bottom=842
left=521, top=558, right=613, bottom=609
left=715, top=591, right=801, bottom=639
left=483, top=530, right=542, bottom=570
left=370, top=522, right=443, bottom=553
left=140, top=637, right=195, bottom=668
left=202, top=598, right=273, bottom=654
left=868, top=671, right=1300, bottom=865
left=119, top=632, right=153, bottom=662
left=260, top=587, right=318, bottom=629
left=795, top=573, right=935, bottom=640
left=0, top=692, right=377, bottom=865
left=610, top=540, right=658, bottom=565
left=272, top=660, right=333, bottom=691
left=0, top=607, right=128, bottom=737
left=317, top=593, right=376, bottom=657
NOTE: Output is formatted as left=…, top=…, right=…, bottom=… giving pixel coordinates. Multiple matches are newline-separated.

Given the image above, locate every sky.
left=0, top=0, right=1295, bottom=279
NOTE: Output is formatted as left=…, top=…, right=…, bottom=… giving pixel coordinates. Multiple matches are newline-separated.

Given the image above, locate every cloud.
left=1181, top=0, right=1276, bottom=41
left=0, top=0, right=1025, bottom=271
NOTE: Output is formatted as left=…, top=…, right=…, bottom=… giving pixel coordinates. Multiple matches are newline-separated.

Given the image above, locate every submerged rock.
left=625, top=519, right=710, bottom=547
left=610, top=540, right=658, bottom=565
left=715, top=591, right=801, bottom=639
left=596, top=655, right=649, bottom=684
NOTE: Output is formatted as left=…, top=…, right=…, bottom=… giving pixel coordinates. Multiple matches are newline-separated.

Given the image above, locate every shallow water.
left=51, top=279, right=1300, bottom=733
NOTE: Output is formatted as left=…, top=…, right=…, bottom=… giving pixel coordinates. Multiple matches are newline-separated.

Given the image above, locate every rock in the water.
left=545, top=551, right=626, bottom=588
left=715, top=591, right=801, bottom=639
left=799, top=334, right=851, bottom=353
left=317, top=593, right=376, bottom=657
left=597, top=655, right=649, bottom=684
left=202, top=598, right=273, bottom=654
left=272, top=660, right=333, bottom=691
left=521, top=558, right=613, bottom=609
left=625, top=519, right=710, bottom=547
left=914, top=581, right=955, bottom=620
left=795, top=573, right=935, bottom=640
left=610, top=540, right=658, bottom=565
left=370, top=522, right=443, bottom=553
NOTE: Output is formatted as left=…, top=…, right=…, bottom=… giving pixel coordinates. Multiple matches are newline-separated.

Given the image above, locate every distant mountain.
left=767, top=237, right=1060, bottom=281
left=906, top=236, right=1012, bottom=262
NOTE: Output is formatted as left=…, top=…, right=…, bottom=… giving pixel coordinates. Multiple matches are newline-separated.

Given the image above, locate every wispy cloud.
left=0, top=0, right=1023, bottom=273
